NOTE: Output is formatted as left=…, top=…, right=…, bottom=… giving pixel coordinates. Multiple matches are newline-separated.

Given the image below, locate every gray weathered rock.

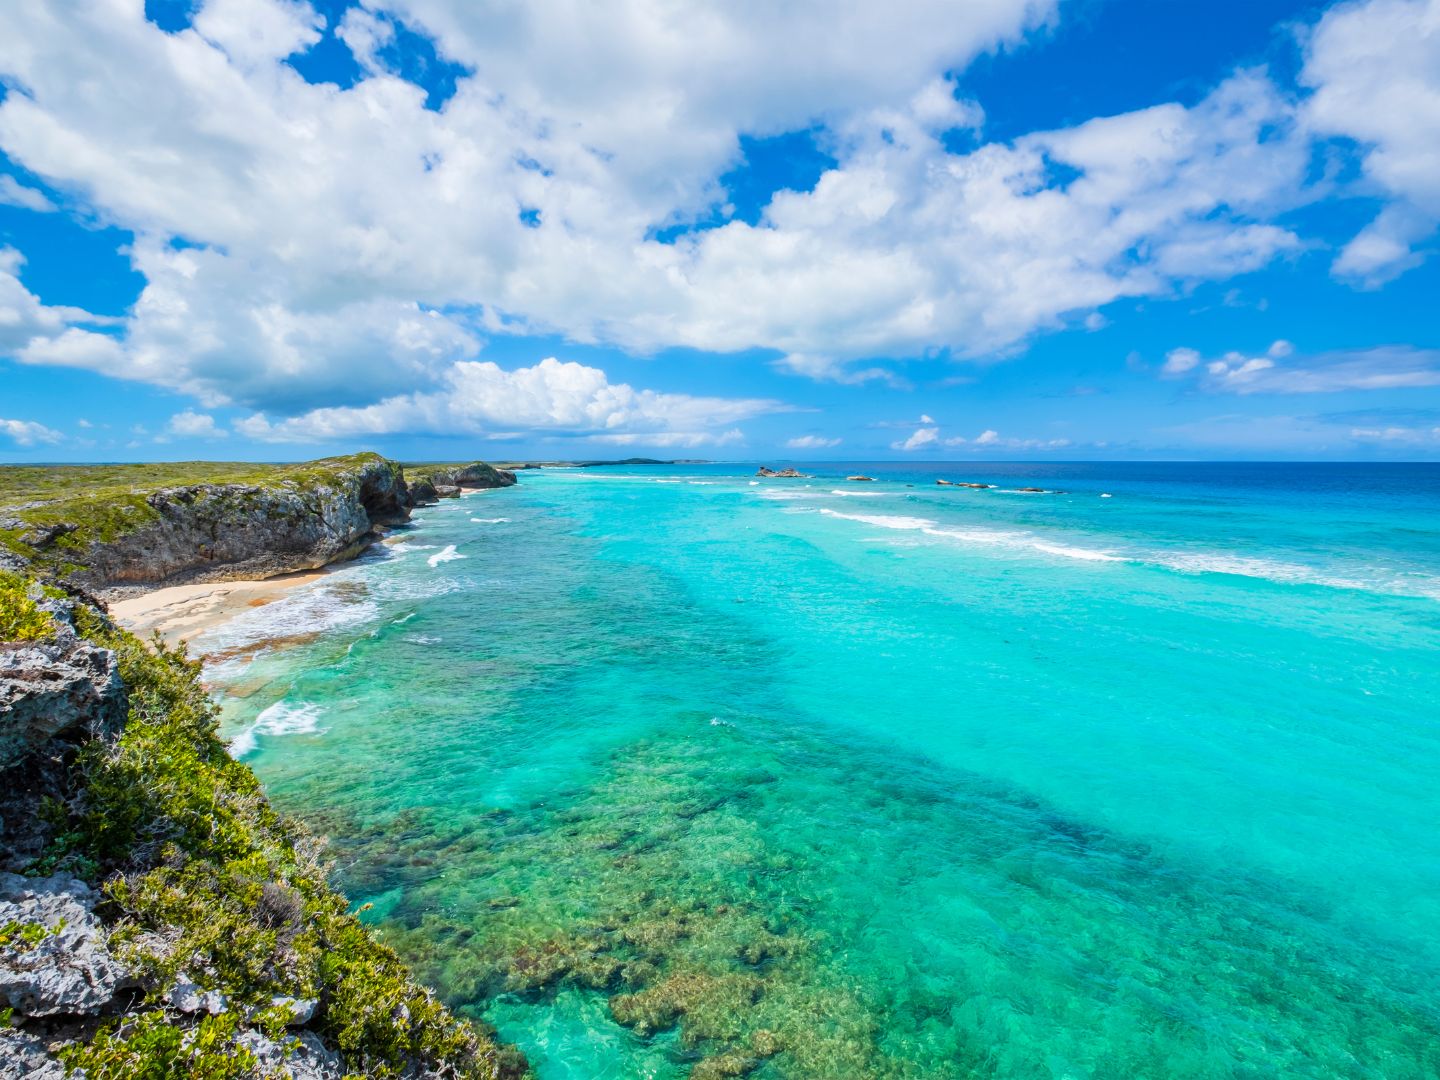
left=270, top=994, right=318, bottom=1026
left=236, top=1029, right=344, bottom=1080
left=0, top=1027, right=66, bottom=1079
left=0, top=623, right=126, bottom=770
left=52, top=456, right=413, bottom=600
left=168, top=978, right=228, bottom=1015
left=0, top=872, right=132, bottom=1017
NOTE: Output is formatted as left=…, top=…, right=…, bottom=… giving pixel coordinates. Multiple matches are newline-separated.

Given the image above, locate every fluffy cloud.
left=892, top=426, right=940, bottom=451
left=785, top=435, right=842, bottom=449
left=0, top=174, right=54, bottom=212
left=1164, top=341, right=1440, bottom=394
left=167, top=410, right=228, bottom=438
left=0, top=417, right=63, bottom=447
left=890, top=423, right=1068, bottom=451
left=0, top=1, right=1323, bottom=413
left=235, top=357, right=788, bottom=444
left=0, top=0, right=1430, bottom=436
left=1303, top=0, right=1440, bottom=283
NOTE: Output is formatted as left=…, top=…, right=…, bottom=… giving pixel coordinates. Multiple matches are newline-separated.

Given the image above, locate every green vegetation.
left=0, top=569, right=59, bottom=640
left=8, top=589, right=525, bottom=1078
left=57, top=1011, right=260, bottom=1079
left=0, top=918, right=63, bottom=952
left=0, top=453, right=398, bottom=583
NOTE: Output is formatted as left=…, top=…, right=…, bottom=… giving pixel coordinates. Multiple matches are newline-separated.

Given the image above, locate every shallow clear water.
left=201, top=463, right=1440, bottom=1078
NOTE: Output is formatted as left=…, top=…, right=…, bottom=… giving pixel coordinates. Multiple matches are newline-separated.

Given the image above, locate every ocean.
left=198, top=462, right=1440, bottom=1078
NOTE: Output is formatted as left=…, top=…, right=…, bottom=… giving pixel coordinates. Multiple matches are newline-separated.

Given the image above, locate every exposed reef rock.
left=0, top=563, right=525, bottom=1078
left=846, top=475, right=876, bottom=482
left=935, top=479, right=992, bottom=488
left=756, top=467, right=809, bottom=478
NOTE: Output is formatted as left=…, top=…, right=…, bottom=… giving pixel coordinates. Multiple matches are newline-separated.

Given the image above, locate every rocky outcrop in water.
left=405, top=462, right=518, bottom=507
left=756, top=467, right=809, bottom=478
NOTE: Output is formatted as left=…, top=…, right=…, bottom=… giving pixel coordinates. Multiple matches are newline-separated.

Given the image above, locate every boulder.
left=236, top=1030, right=344, bottom=1080
left=0, top=873, right=132, bottom=1018
left=755, top=467, right=808, bottom=478
left=846, top=476, right=876, bottom=482
left=0, top=1027, right=65, bottom=1080
left=0, top=617, right=126, bottom=771
left=433, top=484, right=462, bottom=499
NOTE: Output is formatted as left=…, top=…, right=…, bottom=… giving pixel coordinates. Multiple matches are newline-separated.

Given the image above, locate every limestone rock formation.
left=0, top=607, right=126, bottom=771
left=756, top=467, right=809, bottom=478
left=0, top=872, right=133, bottom=1018
left=38, top=456, right=413, bottom=600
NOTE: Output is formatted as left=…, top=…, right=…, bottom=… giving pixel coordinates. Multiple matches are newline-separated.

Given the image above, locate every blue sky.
left=2, top=0, right=1438, bottom=462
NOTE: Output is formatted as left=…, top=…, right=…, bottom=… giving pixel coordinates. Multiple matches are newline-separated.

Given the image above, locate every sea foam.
left=230, top=701, right=325, bottom=757
left=428, top=545, right=466, bottom=567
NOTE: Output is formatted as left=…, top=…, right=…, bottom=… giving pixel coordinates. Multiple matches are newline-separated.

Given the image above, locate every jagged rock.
left=0, top=623, right=126, bottom=771
left=404, top=463, right=517, bottom=508
left=168, top=978, right=228, bottom=1015
left=270, top=994, right=317, bottom=1026
left=846, top=475, right=876, bottom=482
left=53, top=456, right=413, bottom=601
left=755, top=467, right=808, bottom=478
left=406, top=478, right=440, bottom=507
left=236, top=1030, right=344, bottom=1080
left=0, top=873, right=132, bottom=1017
left=0, top=1027, right=66, bottom=1079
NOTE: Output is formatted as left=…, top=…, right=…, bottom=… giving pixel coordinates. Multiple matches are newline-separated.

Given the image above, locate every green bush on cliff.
left=0, top=569, right=58, bottom=641
left=39, top=605, right=523, bottom=1078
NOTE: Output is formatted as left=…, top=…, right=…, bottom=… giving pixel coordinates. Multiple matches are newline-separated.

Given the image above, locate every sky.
left=1, top=0, right=1439, bottom=462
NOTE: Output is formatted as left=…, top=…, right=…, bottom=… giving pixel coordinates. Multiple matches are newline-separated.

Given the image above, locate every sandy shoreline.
left=107, top=569, right=332, bottom=650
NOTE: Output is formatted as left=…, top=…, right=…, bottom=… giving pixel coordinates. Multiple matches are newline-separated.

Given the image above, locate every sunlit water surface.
left=199, top=463, right=1440, bottom=1079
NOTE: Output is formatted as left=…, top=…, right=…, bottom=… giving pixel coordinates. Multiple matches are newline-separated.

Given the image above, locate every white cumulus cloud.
left=0, top=417, right=63, bottom=447
left=785, top=435, right=842, bottom=449
left=234, top=357, right=788, bottom=445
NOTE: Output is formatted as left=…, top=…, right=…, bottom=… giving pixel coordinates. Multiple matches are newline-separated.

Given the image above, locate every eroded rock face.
left=237, top=1030, right=345, bottom=1080
left=0, top=873, right=133, bottom=1018
left=65, top=457, right=412, bottom=599
left=0, top=617, right=126, bottom=771
left=0, top=1027, right=66, bottom=1080
left=405, top=463, right=517, bottom=507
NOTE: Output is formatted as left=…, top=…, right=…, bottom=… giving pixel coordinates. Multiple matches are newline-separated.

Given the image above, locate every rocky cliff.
left=0, top=571, right=524, bottom=1079
left=0, top=454, right=515, bottom=601
left=403, top=462, right=517, bottom=507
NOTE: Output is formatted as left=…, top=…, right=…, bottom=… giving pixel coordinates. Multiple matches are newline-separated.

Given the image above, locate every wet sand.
left=108, top=570, right=331, bottom=650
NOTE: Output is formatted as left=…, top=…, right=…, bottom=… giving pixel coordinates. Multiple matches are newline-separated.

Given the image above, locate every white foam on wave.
left=820, top=509, right=937, bottom=530
left=196, top=579, right=380, bottom=658
left=820, top=508, right=1122, bottom=564
left=427, top=544, right=466, bottom=567
left=230, top=701, right=325, bottom=758
left=1150, top=551, right=1440, bottom=597
left=821, top=506, right=1439, bottom=597
left=1034, top=542, right=1123, bottom=562
left=471, top=517, right=510, bottom=524
left=828, top=489, right=887, bottom=497
left=387, top=542, right=435, bottom=554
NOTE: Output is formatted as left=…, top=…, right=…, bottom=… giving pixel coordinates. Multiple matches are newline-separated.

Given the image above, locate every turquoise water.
left=200, top=463, right=1440, bottom=1078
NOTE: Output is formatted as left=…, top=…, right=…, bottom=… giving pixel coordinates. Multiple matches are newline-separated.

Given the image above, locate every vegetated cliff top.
left=0, top=452, right=393, bottom=512
left=0, top=453, right=404, bottom=581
